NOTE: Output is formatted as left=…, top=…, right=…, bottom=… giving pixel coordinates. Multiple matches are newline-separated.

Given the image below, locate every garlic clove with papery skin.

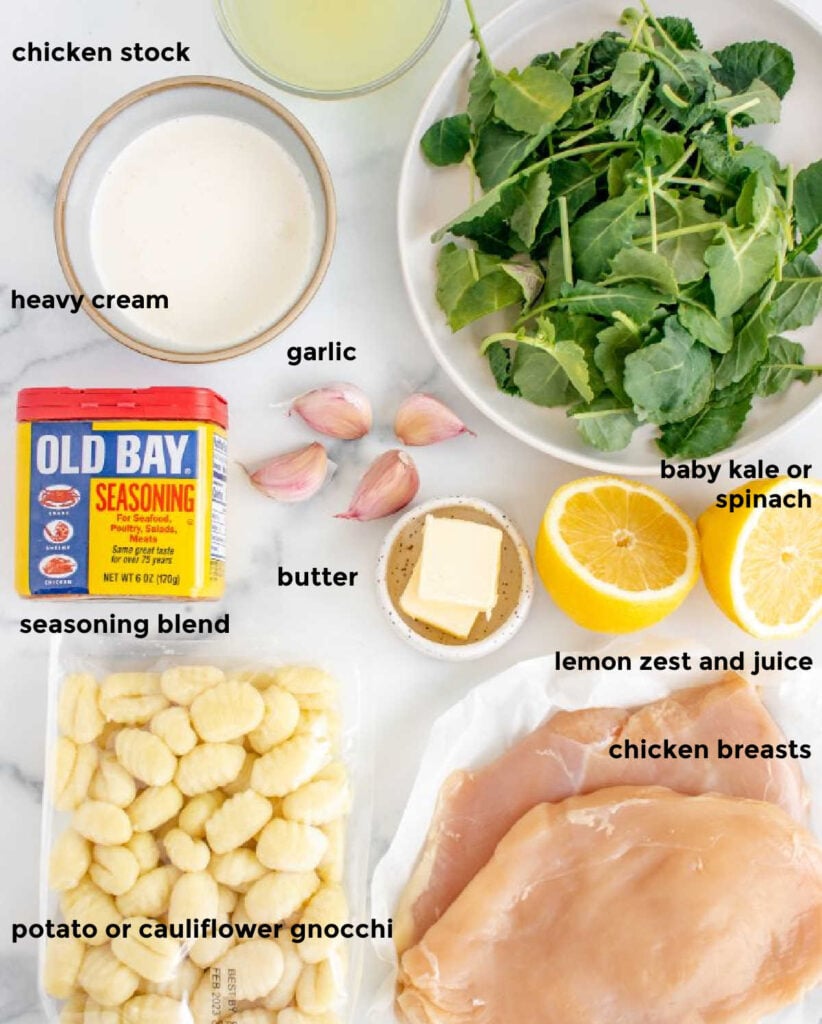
left=244, top=442, right=331, bottom=503
left=290, top=382, right=372, bottom=440
left=394, top=394, right=476, bottom=446
left=336, top=450, right=420, bottom=522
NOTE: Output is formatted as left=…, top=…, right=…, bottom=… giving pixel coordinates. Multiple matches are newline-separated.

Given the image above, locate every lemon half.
left=535, top=476, right=700, bottom=633
left=698, top=477, right=822, bottom=639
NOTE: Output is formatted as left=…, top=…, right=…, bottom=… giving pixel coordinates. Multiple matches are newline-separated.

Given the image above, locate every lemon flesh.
left=536, top=476, right=700, bottom=634
left=698, top=478, right=822, bottom=639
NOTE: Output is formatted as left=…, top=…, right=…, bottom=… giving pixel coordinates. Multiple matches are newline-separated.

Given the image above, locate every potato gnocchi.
left=45, top=664, right=350, bottom=1023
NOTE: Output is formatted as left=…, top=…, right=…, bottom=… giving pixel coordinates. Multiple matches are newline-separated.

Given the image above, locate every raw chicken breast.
left=395, top=674, right=807, bottom=952
left=398, top=787, right=822, bottom=1024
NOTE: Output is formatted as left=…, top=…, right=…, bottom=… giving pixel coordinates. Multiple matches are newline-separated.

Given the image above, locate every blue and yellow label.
left=16, top=419, right=226, bottom=599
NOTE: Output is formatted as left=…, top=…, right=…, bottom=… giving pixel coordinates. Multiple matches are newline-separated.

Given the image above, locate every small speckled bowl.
left=376, top=497, right=534, bottom=661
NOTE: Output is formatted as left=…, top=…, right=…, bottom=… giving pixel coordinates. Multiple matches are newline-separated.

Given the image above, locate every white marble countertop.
left=1, top=0, right=821, bottom=1021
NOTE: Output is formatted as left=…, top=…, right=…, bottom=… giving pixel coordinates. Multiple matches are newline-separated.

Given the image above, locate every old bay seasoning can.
left=16, top=387, right=227, bottom=599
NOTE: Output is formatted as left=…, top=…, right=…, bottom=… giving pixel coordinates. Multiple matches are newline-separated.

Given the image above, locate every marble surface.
left=1, top=0, right=821, bottom=1021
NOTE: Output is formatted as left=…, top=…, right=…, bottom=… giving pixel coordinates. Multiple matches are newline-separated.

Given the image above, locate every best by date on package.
left=15, top=387, right=227, bottom=600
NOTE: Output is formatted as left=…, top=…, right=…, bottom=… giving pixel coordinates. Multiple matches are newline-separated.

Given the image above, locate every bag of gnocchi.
left=39, top=634, right=371, bottom=1024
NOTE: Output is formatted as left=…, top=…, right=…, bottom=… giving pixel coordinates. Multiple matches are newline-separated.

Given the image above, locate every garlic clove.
left=245, top=442, right=330, bottom=503
left=290, top=382, right=372, bottom=440
left=394, top=394, right=476, bottom=446
left=336, top=450, right=420, bottom=522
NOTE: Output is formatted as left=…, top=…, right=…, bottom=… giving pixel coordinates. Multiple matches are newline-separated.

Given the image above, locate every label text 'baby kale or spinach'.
left=660, top=458, right=815, bottom=510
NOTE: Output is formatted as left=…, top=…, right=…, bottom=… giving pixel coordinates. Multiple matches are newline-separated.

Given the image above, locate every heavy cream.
left=90, top=114, right=316, bottom=353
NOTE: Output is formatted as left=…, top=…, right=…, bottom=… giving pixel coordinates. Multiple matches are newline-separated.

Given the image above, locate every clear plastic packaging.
left=372, top=639, right=822, bottom=1024
left=38, top=633, right=372, bottom=1024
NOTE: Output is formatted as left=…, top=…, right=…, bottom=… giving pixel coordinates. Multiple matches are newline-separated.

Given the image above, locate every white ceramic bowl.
left=376, top=496, right=534, bottom=661
left=398, top=0, right=822, bottom=474
left=55, top=76, right=336, bottom=363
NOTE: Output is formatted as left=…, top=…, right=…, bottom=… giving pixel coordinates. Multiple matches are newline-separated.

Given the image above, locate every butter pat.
left=418, top=515, right=503, bottom=615
left=399, top=560, right=479, bottom=640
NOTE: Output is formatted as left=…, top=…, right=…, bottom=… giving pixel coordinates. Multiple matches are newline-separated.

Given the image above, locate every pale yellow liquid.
left=220, top=0, right=445, bottom=93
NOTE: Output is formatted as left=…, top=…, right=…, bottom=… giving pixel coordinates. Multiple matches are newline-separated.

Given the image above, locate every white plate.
left=398, top=0, right=822, bottom=474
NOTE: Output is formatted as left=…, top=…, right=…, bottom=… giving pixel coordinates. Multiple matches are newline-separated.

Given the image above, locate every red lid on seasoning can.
left=17, top=387, right=228, bottom=429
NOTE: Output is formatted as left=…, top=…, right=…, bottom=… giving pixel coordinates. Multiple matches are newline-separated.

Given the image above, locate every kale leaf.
left=436, top=244, right=528, bottom=330
left=623, top=317, right=714, bottom=425
left=713, top=41, right=795, bottom=100
left=485, top=340, right=520, bottom=395
left=657, top=375, right=757, bottom=458
left=570, top=396, right=639, bottom=452
left=421, top=115, right=472, bottom=166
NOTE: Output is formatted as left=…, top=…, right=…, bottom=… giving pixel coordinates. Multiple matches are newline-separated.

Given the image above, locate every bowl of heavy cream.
left=55, top=76, right=335, bottom=362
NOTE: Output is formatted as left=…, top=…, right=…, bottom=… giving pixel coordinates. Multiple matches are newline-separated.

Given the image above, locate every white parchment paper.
left=371, top=639, right=822, bottom=1023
